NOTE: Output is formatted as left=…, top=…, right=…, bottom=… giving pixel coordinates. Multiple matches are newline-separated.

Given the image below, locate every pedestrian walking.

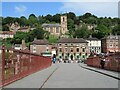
left=100, top=58, right=105, bottom=69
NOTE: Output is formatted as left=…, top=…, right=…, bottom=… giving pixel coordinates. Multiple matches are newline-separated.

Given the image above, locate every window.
left=33, top=44, right=36, bottom=53
left=46, top=45, right=49, bottom=51
left=71, top=48, right=73, bottom=52
left=50, top=27, right=53, bottom=33
left=59, top=48, right=62, bottom=52
left=109, top=44, right=112, bottom=47
left=82, top=48, right=85, bottom=52
left=77, top=55, right=79, bottom=59
left=76, top=48, right=79, bottom=52
left=63, top=17, right=65, bottom=22
left=67, top=53, right=69, bottom=56
left=83, top=55, right=85, bottom=59
left=65, top=44, right=67, bottom=46
left=56, top=27, right=59, bottom=33
left=62, top=53, right=64, bottom=56
left=80, top=53, right=81, bottom=56
left=65, top=48, right=67, bottom=52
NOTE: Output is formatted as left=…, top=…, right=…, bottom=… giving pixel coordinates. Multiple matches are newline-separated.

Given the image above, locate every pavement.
left=1, top=62, right=119, bottom=89
left=79, top=63, right=120, bottom=80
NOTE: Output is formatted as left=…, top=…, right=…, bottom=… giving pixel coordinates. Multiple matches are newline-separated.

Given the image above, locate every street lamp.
left=1, top=38, right=5, bottom=88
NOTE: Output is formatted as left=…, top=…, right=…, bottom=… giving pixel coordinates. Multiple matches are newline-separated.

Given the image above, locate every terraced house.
left=56, top=38, right=89, bottom=61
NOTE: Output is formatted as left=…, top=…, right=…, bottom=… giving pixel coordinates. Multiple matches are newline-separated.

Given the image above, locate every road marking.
left=39, top=65, right=59, bottom=90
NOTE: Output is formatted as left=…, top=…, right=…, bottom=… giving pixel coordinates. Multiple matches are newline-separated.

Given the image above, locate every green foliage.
left=74, top=25, right=91, bottom=38
left=28, top=14, right=38, bottom=27
left=26, top=26, right=45, bottom=42
left=92, top=25, right=111, bottom=39
left=38, top=15, right=46, bottom=24
left=52, top=14, right=60, bottom=23
left=112, top=25, right=120, bottom=35
left=20, top=16, right=29, bottom=26
left=2, top=12, right=120, bottom=41
left=67, top=12, right=76, bottom=20
left=67, top=19, right=75, bottom=37
left=45, top=14, right=53, bottom=22
left=12, top=31, right=28, bottom=44
left=2, top=17, right=14, bottom=25
left=2, top=25, right=9, bottom=31
left=48, top=35, right=59, bottom=43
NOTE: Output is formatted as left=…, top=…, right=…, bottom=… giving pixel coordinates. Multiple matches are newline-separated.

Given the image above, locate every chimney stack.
left=21, top=39, right=26, bottom=50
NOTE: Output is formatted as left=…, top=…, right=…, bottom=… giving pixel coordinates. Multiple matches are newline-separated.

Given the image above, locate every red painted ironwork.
left=0, top=46, right=52, bottom=87
left=87, top=52, right=120, bottom=72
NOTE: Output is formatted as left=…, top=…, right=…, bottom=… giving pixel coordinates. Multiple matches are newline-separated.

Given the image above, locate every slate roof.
left=87, top=37, right=99, bottom=40
left=42, top=23, right=61, bottom=27
left=57, top=38, right=88, bottom=43
left=31, top=39, right=49, bottom=45
left=0, top=31, right=15, bottom=35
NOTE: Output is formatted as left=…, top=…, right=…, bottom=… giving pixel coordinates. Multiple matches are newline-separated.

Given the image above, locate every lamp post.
left=1, top=38, right=5, bottom=87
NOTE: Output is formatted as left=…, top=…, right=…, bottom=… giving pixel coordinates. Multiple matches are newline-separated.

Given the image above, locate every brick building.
left=56, top=38, right=89, bottom=61
left=0, top=31, right=15, bottom=39
left=30, top=39, right=52, bottom=56
left=102, top=35, right=120, bottom=53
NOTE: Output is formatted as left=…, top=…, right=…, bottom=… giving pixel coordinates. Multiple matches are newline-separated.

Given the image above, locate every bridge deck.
left=3, top=63, right=119, bottom=89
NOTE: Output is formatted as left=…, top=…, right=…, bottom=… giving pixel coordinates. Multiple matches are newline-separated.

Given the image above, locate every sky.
left=1, top=0, right=120, bottom=18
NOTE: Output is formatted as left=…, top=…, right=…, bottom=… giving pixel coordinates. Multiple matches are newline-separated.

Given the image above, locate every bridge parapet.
left=87, top=52, right=120, bottom=72
left=0, top=45, right=52, bottom=87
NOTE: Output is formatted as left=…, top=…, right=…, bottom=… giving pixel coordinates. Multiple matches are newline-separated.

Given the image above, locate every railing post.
left=2, top=45, right=5, bottom=86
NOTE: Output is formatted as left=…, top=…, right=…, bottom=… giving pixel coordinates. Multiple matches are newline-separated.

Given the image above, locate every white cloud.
left=15, top=5, right=27, bottom=15
left=60, top=2, right=118, bottom=17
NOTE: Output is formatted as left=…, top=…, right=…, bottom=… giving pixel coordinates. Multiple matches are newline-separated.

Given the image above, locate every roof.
left=42, top=23, right=61, bottom=27
left=87, top=37, right=99, bottom=40
left=0, top=31, right=15, bottom=35
left=102, top=35, right=120, bottom=40
left=31, top=39, right=49, bottom=45
left=57, top=38, right=88, bottom=43
left=18, top=27, right=29, bottom=30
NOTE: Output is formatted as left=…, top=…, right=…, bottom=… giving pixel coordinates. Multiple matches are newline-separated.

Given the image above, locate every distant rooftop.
left=0, top=31, right=15, bottom=35
left=87, top=37, right=99, bottom=40
left=42, top=23, right=61, bottom=27
left=57, top=38, right=88, bottom=43
left=31, top=39, right=49, bottom=45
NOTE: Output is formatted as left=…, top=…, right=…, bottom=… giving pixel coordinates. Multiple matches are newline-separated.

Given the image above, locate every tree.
left=2, top=17, right=14, bottom=25
left=12, top=32, right=28, bottom=44
left=14, top=17, right=21, bottom=24
left=53, top=14, right=60, bottom=23
left=2, top=25, right=9, bottom=31
left=74, top=25, right=90, bottom=38
left=92, top=25, right=111, bottom=39
left=28, top=14, right=38, bottom=27
left=20, top=16, right=29, bottom=26
left=38, top=15, right=46, bottom=24
left=67, top=12, right=76, bottom=20
left=67, top=19, right=75, bottom=37
left=26, top=26, right=45, bottom=42
left=112, top=25, right=120, bottom=35
left=45, top=14, right=53, bottom=22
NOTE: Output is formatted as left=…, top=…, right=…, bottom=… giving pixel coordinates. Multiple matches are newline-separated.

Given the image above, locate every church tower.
left=61, top=15, right=68, bottom=34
